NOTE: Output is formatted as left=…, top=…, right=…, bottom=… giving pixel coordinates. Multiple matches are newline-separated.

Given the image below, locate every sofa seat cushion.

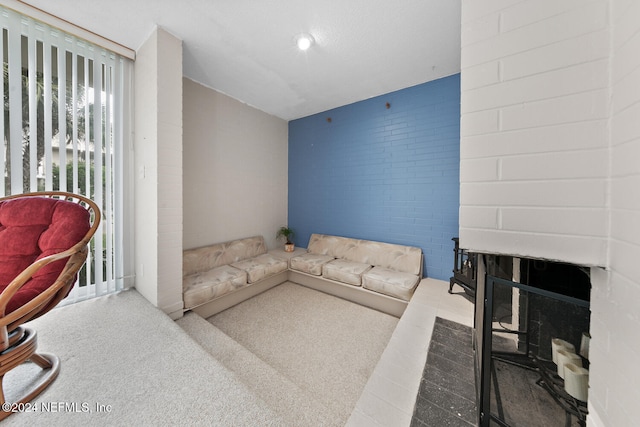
left=231, top=253, right=288, bottom=284
left=322, top=259, right=371, bottom=286
left=290, top=253, right=335, bottom=276
left=183, top=265, right=247, bottom=309
left=362, top=267, right=420, bottom=301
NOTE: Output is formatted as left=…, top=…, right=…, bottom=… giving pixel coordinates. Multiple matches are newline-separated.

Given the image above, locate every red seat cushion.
left=0, top=197, right=91, bottom=313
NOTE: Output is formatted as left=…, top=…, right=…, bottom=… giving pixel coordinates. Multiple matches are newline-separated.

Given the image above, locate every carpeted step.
left=177, top=311, right=343, bottom=427
left=10, top=289, right=285, bottom=426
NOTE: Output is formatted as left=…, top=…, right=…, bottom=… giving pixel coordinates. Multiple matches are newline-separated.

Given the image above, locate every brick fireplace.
left=460, top=1, right=640, bottom=426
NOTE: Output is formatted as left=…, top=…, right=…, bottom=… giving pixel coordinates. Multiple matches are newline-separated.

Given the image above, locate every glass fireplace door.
left=475, top=275, right=590, bottom=427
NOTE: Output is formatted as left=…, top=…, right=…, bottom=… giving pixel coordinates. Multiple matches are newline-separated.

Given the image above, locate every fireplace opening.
left=474, top=255, right=591, bottom=427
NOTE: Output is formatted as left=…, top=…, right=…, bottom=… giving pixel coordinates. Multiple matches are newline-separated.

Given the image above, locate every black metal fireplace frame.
left=476, top=275, right=590, bottom=427
left=449, top=237, right=477, bottom=297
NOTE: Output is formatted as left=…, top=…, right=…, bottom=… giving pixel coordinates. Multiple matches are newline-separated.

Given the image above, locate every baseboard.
left=191, top=271, right=288, bottom=318
left=162, top=300, right=186, bottom=320
left=287, top=270, right=407, bottom=318
left=189, top=269, right=409, bottom=319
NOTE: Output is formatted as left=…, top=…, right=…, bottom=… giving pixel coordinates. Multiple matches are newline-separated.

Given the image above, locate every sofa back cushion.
left=307, top=234, right=354, bottom=258
left=307, top=234, right=422, bottom=275
left=183, top=236, right=267, bottom=277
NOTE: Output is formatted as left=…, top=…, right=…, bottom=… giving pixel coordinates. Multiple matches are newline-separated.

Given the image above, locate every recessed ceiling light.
left=295, top=33, right=315, bottom=51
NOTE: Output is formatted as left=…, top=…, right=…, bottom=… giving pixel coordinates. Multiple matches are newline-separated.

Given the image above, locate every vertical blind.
left=0, top=5, right=133, bottom=303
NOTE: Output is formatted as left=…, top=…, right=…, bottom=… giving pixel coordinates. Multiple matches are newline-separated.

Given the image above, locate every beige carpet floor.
left=206, top=282, right=399, bottom=423
left=3, top=289, right=283, bottom=427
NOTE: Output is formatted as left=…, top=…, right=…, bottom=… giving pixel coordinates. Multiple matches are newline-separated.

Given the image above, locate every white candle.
left=579, top=332, right=591, bottom=360
left=564, top=363, right=589, bottom=401
left=552, top=338, right=575, bottom=365
left=557, top=349, right=582, bottom=379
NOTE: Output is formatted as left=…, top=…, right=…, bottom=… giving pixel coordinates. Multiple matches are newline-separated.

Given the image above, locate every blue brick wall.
left=288, top=74, right=460, bottom=280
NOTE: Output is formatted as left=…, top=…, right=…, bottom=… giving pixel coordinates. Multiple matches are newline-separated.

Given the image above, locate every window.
left=0, top=5, right=133, bottom=303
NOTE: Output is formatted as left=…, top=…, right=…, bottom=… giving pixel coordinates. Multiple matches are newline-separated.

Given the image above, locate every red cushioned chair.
left=0, top=192, right=100, bottom=419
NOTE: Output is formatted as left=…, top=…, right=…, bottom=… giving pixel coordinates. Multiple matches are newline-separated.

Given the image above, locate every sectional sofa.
left=183, top=234, right=424, bottom=318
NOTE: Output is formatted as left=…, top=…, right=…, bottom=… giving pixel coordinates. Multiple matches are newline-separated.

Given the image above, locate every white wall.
left=461, top=1, right=640, bottom=426
left=134, top=27, right=184, bottom=319
left=589, top=1, right=640, bottom=425
left=182, top=78, right=288, bottom=250
left=460, top=0, right=609, bottom=267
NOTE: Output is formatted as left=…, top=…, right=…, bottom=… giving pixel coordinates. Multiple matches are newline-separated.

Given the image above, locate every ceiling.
left=22, top=0, right=461, bottom=121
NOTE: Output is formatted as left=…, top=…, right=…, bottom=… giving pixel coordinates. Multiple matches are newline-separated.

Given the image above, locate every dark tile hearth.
left=411, top=317, right=476, bottom=427
left=411, top=317, right=584, bottom=427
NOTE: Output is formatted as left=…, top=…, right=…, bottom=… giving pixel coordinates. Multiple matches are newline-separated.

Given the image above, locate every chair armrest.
left=0, top=245, right=88, bottom=325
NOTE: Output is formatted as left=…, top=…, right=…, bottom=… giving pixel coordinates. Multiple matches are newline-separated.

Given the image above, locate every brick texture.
left=288, top=75, right=460, bottom=280
left=461, top=1, right=640, bottom=426
left=589, top=0, right=640, bottom=425
left=460, top=0, right=610, bottom=266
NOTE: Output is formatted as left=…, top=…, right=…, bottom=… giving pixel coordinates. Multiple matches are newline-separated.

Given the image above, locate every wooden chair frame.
left=0, top=192, right=100, bottom=419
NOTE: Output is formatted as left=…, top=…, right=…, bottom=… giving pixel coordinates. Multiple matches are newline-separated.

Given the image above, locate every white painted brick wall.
left=156, top=29, right=184, bottom=318
left=134, top=27, right=184, bottom=319
left=134, top=30, right=159, bottom=307
left=460, top=0, right=609, bottom=266
left=588, top=0, right=640, bottom=425
left=461, top=1, right=640, bottom=426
